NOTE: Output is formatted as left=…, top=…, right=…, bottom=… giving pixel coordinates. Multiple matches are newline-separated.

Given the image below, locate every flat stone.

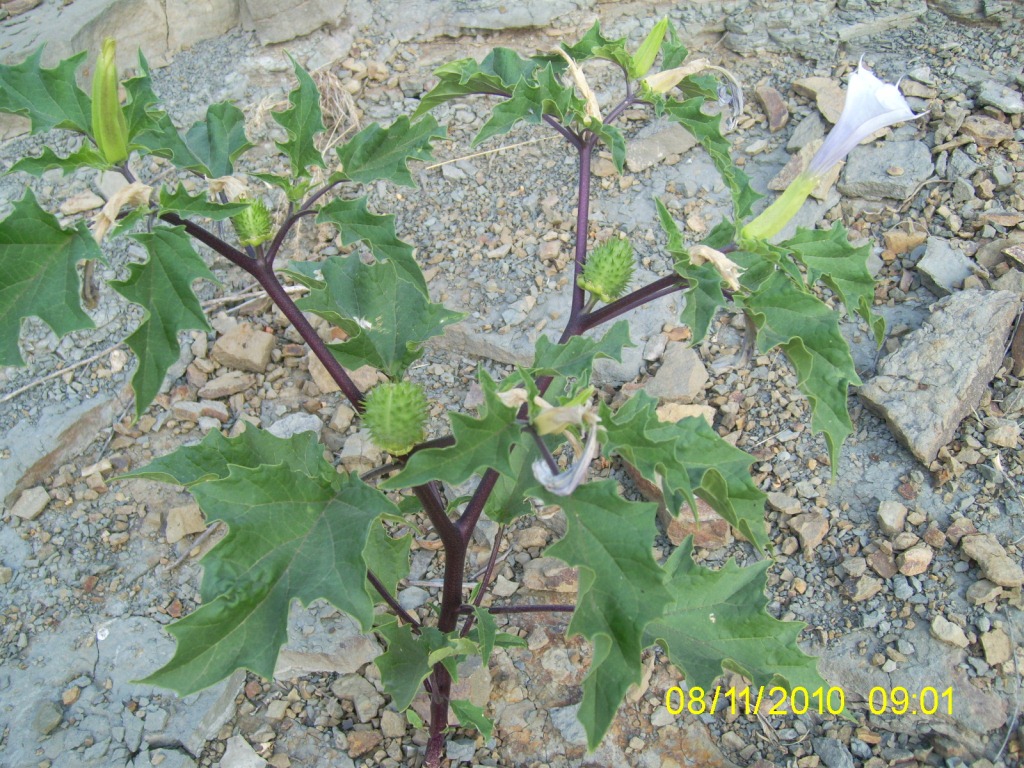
left=657, top=496, right=734, bottom=549
left=643, top=343, right=709, bottom=403
left=380, top=710, right=406, bottom=739
left=793, top=76, right=845, bottom=123
left=198, top=371, right=254, bottom=399
left=267, top=412, right=322, bottom=439
left=960, top=115, right=1015, bottom=149
left=330, top=674, right=384, bottom=723
left=625, top=121, right=699, bottom=172
left=866, top=545, right=898, bottom=579
left=839, top=140, right=933, bottom=200
left=788, top=511, right=828, bottom=553
left=59, top=191, right=105, bottom=215
left=859, top=290, right=1022, bottom=463
left=812, top=737, right=855, bottom=768
left=980, top=628, right=1012, bottom=665
left=966, top=579, right=1002, bottom=605
left=960, top=533, right=1024, bottom=587
left=767, top=492, right=801, bottom=516
left=843, top=575, right=882, bottom=602
left=754, top=84, right=789, bottom=132
left=522, top=556, right=578, bottom=593
left=931, top=615, right=969, bottom=648
left=897, top=544, right=933, bottom=576
left=338, top=430, right=381, bottom=473
left=308, top=352, right=340, bottom=394
left=917, top=237, right=975, bottom=296
left=166, top=504, right=206, bottom=544
left=346, top=730, right=382, bottom=759
left=976, top=81, right=1024, bottom=114
left=877, top=500, right=907, bottom=535
left=329, top=404, right=355, bottom=432
left=655, top=402, right=716, bottom=428
left=9, top=486, right=49, bottom=520
left=211, top=324, right=276, bottom=373
left=221, top=735, right=267, bottom=768
left=786, top=112, right=826, bottom=153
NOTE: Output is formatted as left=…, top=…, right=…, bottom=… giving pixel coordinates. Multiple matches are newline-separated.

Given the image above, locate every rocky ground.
left=2, top=1, right=1024, bottom=767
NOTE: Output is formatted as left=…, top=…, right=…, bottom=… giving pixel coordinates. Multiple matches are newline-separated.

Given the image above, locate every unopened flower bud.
left=231, top=198, right=273, bottom=247
left=578, top=237, right=634, bottom=304
left=362, top=381, right=428, bottom=456
left=91, top=38, right=129, bottom=165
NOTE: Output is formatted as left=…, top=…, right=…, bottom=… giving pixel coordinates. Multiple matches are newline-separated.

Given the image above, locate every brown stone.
left=755, top=84, right=789, bottom=132
left=658, top=497, right=734, bottom=549
left=981, top=629, right=1012, bottom=665
left=198, top=371, right=254, bottom=399
left=346, top=730, right=382, bottom=759
left=843, top=575, right=882, bottom=602
left=211, top=324, right=276, bottom=372
left=522, top=557, right=578, bottom=593
left=166, top=504, right=206, bottom=544
left=960, top=533, right=1024, bottom=587
left=960, top=115, right=1014, bottom=148
left=788, top=512, right=828, bottom=554
left=897, top=544, right=933, bottom=576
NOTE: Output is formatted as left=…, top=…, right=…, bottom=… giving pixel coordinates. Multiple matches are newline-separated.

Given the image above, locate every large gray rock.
left=859, top=290, right=1021, bottom=463
left=240, top=0, right=347, bottom=45
left=928, top=0, right=1014, bottom=23
left=839, top=140, right=934, bottom=200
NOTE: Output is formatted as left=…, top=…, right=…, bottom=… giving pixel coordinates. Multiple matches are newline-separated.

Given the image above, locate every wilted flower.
left=744, top=62, right=923, bottom=241
left=532, top=422, right=601, bottom=496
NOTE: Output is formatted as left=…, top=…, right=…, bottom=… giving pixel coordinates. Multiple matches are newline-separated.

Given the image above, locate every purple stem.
left=579, top=273, right=689, bottom=332
left=458, top=603, right=575, bottom=615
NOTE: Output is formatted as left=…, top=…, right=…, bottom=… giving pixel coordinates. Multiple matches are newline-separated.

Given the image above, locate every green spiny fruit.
left=362, top=381, right=428, bottom=456
left=91, top=38, right=129, bottom=165
left=578, top=237, right=634, bottom=304
left=231, top=198, right=273, bottom=247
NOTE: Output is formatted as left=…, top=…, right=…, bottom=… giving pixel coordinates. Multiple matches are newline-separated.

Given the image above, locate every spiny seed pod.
left=231, top=198, right=273, bottom=247
left=578, top=237, right=635, bottom=304
left=91, top=38, right=129, bottom=165
left=362, top=381, right=429, bottom=456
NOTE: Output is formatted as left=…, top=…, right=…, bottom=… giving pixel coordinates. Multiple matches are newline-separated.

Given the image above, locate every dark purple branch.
left=367, top=570, right=421, bottom=628
left=568, top=136, right=597, bottom=322
left=264, top=207, right=317, bottom=267
left=544, top=114, right=582, bottom=148
left=412, top=483, right=461, bottom=553
left=160, top=212, right=254, bottom=271
left=459, top=524, right=506, bottom=638
left=527, top=426, right=559, bottom=474
left=579, top=274, right=689, bottom=332
left=456, top=469, right=499, bottom=538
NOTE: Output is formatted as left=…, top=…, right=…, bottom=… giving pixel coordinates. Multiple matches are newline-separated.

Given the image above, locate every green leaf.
left=9, top=143, right=108, bottom=176
left=315, top=196, right=428, bottom=294
left=122, top=50, right=161, bottom=140
left=184, top=102, right=252, bottom=178
left=376, top=620, right=432, bottom=711
left=588, top=121, right=626, bottom=173
left=109, top=226, right=216, bottom=416
left=646, top=539, right=830, bottom=697
left=483, top=441, right=542, bottom=524
left=474, top=63, right=578, bottom=147
left=660, top=23, right=689, bottom=70
left=451, top=699, right=494, bottom=740
left=600, top=392, right=768, bottom=551
left=655, top=199, right=727, bottom=344
left=663, top=97, right=760, bottom=221
left=412, top=48, right=547, bottom=118
left=364, top=521, right=412, bottom=601
left=542, top=480, right=672, bottom=750
left=530, top=320, right=633, bottom=381
left=781, top=223, right=884, bottom=345
left=158, top=185, right=251, bottom=220
left=738, top=271, right=860, bottom=470
left=0, top=190, right=101, bottom=366
left=286, top=255, right=461, bottom=379
left=471, top=607, right=497, bottom=665
left=561, top=21, right=631, bottom=70
left=120, top=425, right=330, bottom=486
left=334, top=116, right=445, bottom=187
left=383, top=370, right=522, bottom=489
left=142, top=462, right=398, bottom=695
left=0, top=47, right=92, bottom=134
left=273, top=55, right=326, bottom=176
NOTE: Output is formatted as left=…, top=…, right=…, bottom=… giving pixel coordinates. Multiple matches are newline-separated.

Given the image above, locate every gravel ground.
left=2, top=2, right=1024, bottom=767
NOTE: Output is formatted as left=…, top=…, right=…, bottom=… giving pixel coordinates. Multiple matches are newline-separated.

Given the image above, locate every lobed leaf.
left=183, top=102, right=252, bottom=178
left=141, top=460, right=399, bottom=695
left=738, top=271, right=860, bottom=470
left=451, top=700, right=494, bottom=740
left=0, top=47, right=92, bottom=135
left=781, top=223, right=884, bottom=345
left=9, top=143, right=108, bottom=176
left=286, top=255, right=461, bottom=379
left=655, top=198, right=727, bottom=344
left=315, top=196, right=428, bottom=294
left=109, top=226, right=216, bottom=416
left=0, top=190, right=101, bottom=366
left=334, top=115, right=445, bottom=187
left=273, top=55, right=326, bottom=176
left=383, top=370, right=522, bottom=489
left=600, top=392, right=768, bottom=550
left=158, top=185, right=251, bottom=221
left=646, top=539, right=830, bottom=697
left=529, top=320, right=633, bottom=381
left=560, top=21, right=631, bottom=71
left=662, top=97, right=760, bottom=221
left=474, top=63, right=579, bottom=147
left=412, top=48, right=548, bottom=118
left=542, top=481, right=673, bottom=750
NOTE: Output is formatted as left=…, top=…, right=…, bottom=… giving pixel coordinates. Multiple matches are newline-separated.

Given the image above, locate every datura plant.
left=0, top=20, right=920, bottom=767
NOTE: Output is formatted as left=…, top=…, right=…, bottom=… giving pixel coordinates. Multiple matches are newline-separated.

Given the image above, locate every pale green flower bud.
left=578, top=237, right=634, bottom=304
left=231, top=198, right=273, bottom=247
left=91, top=38, right=129, bottom=165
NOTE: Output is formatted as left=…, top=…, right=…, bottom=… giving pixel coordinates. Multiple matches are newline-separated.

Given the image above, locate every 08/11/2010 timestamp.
left=663, top=685, right=954, bottom=717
